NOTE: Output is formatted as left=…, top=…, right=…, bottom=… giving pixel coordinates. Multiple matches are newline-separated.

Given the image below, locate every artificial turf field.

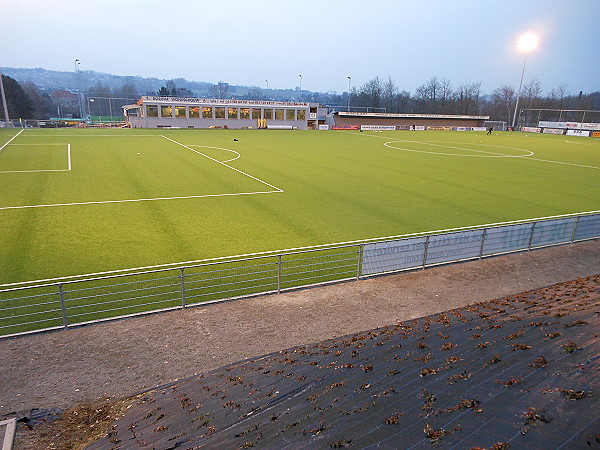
left=0, top=128, right=599, bottom=286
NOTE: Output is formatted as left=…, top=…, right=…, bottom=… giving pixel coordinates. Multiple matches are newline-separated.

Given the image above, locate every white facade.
left=124, top=96, right=315, bottom=130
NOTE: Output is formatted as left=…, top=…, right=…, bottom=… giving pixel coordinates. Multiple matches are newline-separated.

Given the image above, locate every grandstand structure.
left=123, top=96, right=330, bottom=130
left=123, top=96, right=492, bottom=131
left=332, top=111, right=489, bottom=129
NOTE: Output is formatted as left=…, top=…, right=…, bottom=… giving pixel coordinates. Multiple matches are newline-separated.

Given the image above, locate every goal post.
left=484, top=120, right=507, bottom=131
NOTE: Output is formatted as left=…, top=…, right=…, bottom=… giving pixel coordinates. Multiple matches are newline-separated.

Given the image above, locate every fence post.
left=277, top=255, right=282, bottom=294
left=356, top=244, right=363, bottom=280
left=528, top=222, right=537, bottom=250
left=58, top=283, right=68, bottom=330
left=571, top=216, right=580, bottom=243
left=422, top=235, right=430, bottom=269
left=479, top=228, right=487, bottom=259
left=180, top=267, right=186, bottom=308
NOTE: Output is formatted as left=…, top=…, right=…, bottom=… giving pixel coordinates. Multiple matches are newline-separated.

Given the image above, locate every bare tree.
left=491, top=85, right=515, bottom=124
left=382, top=76, right=397, bottom=113
left=521, top=78, right=543, bottom=109
left=208, top=81, right=230, bottom=99
left=548, top=83, right=568, bottom=109
left=395, top=90, right=413, bottom=114
left=415, top=83, right=430, bottom=113
left=455, top=82, right=481, bottom=115
left=358, top=76, right=384, bottom=109
left=439, top=78, right=453, bottom=114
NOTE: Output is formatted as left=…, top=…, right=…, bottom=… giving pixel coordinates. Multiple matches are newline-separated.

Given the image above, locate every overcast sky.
left=2, top=0, right=599, bottom=95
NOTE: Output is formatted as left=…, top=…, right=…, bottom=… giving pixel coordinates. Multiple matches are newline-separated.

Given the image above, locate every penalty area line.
left=0, top=129, right=24, bottom=152
left=0, top=190, right=283, bottom=211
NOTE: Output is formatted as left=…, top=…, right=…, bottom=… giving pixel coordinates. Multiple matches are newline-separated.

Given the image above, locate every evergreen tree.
left=0, top=75, right=35, bottom=120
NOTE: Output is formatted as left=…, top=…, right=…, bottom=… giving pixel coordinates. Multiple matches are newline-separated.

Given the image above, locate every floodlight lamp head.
left=518, top=33, right=538, bottom=53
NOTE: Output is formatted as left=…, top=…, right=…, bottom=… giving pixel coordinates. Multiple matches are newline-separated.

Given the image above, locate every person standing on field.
left=487, top=126, right=493, bottom=135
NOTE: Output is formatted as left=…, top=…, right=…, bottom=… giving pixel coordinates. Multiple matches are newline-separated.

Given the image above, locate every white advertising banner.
left=543, top=128, right=564, bottom=135
left=521, top=127, right=541, bottom=133
left=319, top=125, right=330, bottom=130
left=566, top=130, right=590, bottom=137
left=360, top=125, right=397, bottom=131
left=471, top=127, right=487, bottom=131
left=539, top=121, right=600, bottom=131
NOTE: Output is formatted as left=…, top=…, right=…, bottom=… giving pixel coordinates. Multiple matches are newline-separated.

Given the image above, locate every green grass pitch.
left=1, top=128, right=599, bottom=286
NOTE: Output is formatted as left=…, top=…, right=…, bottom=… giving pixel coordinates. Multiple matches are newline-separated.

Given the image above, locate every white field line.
left=0, top=143, right=72, bottom=173
left=0, top=137, right=282, bottom=209
left=188, top=145, right=241, bottom=162
left=0, top=129, right=24, bottom=152
left=383, top=141, right=533, bottom=158
left=161, top=135, right=283, bottom=192
left=21, top=134, right=158, bottom=137
left=340, top=130, right=600, bottom=168
left=0, top=190, right=282, bottom=211
left=3, top=209, right=599, bottom=289
left=521, top=157, right=600, bottom=170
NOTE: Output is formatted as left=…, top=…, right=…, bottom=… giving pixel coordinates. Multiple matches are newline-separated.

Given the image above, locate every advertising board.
left=360, top=125, right=397, bottom=131
left=331, top=125, right=359, bottom=130
left=566, top=130, right=590, bottom=137
left=542, top=128, right=564, bottom=135
left=521, top=127, right=541, bottom=133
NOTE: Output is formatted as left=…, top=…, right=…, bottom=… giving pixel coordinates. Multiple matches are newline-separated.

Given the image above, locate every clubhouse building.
left=123, top=96, right=323, bottom=130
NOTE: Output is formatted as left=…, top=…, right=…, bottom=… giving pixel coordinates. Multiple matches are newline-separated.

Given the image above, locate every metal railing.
left=1, top=212, right=599, bottom=339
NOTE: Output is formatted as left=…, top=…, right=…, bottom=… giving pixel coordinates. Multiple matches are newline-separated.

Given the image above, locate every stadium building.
left=123, top=96, right=327, bottom=130
left=123, top=96, right=489, bottom=131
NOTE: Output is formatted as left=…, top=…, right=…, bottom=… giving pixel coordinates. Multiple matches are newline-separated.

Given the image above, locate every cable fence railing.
left=1, top=212, right=599, bottom=338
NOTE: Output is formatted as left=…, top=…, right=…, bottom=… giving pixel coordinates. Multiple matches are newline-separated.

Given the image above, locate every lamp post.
left=0, top=67, right=10, bottom=127
left=347, top=76, right=351, bottom=112
left=265, top=80, right=269, bottom=90
left=299, top=74, right=302, bottom=91
left=74, top=59, right=84, bottom=120
left=511, top=33, right=538, bottom=130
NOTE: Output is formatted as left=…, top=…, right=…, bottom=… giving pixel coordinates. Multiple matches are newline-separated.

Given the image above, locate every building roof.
left=336, top=111, right=490, bottom=120
left=139, top=96, right=312, bottom=108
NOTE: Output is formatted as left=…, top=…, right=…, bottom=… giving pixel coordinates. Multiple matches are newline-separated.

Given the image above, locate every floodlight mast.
left=511, top=33, right=538, bottom=130
left=0, top=67, right=10, bottom=127
left=347, top=76, right=351, bottom=112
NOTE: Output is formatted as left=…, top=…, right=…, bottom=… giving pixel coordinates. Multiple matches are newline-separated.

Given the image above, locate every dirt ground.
left=1, top=240, right=599, bottom=446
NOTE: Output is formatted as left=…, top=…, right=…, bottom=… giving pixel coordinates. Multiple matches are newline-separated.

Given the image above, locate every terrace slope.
left=1, top=239, right=598, bottom=448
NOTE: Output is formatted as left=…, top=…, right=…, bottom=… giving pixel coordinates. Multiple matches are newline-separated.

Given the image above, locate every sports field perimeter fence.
left=1, top=212, right=599, bottom=339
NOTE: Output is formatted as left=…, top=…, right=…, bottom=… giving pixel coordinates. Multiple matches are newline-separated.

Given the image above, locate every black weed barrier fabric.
left=89, top=276, right=600, bottom=449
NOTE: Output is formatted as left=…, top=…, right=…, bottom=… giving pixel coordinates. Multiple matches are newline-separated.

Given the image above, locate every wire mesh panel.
left=482, top=222, right=534, bottom=256
left=573, top=214, right=600, bottom=241
left=62, top=269, right=182, bottom=325
left=362, top=237, right=427, bottom=275
left=280, top=247, right=360, bottom=290
left=425, top=229, right=485, bottom=266
left=184, top=256, right=279, bottom=305
left=531, top=217, right=578, bottom=248
left=0, top=284, right=64, bottom=335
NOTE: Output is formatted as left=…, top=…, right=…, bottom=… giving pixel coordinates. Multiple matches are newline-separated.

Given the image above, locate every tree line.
left=2, top=73, right=599, bottom=123
left=303, top=76, right=599, bottom=124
